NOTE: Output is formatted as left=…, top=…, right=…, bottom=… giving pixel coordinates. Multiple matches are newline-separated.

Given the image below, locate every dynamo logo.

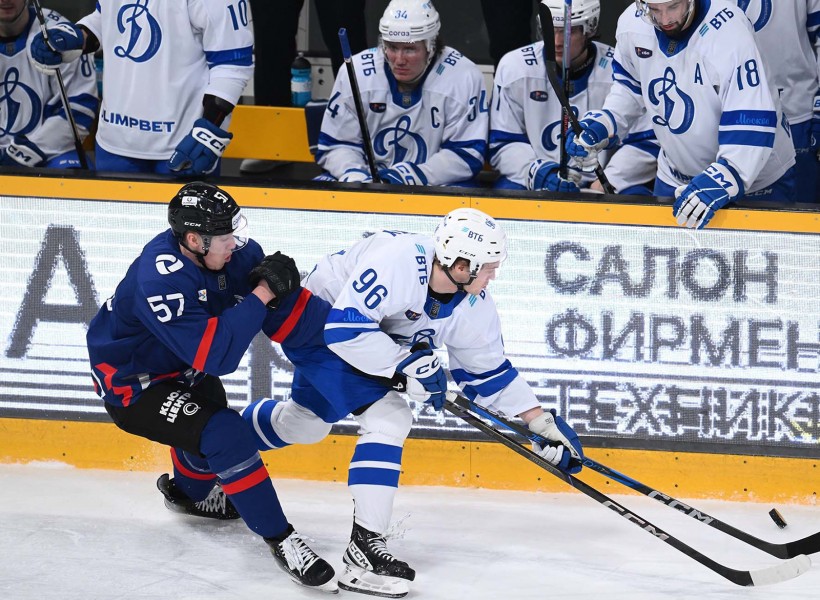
left=647, top=67, right=695, bottom=135
left=374, top=115, right=428, bottom=164
left=115, top=0, right=162, bottom=63
left=0, top=69, right=42, bottom=137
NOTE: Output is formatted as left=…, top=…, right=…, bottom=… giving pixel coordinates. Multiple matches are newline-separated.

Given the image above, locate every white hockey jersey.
left=316, top=46, right=489, bottom=186
left=607, top=0, right=795, bottom=193
left=0, top=8, right=97, bottom=160
left=303, top=231, right=540, bottom=418
left=79, top=0, right=253, bottom=160
left=490, top=40, right=658, bottom=192
left=735, top=0, right=820, bottom=125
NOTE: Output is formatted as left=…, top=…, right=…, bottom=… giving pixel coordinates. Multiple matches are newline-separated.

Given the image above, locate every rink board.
left=1, top=417, right=817, bottom=504
left=1, top=174, right=819, bottom=503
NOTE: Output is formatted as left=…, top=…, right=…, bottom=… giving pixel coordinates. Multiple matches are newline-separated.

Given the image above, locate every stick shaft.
left=444, top=393, right=811, bottom=586
left=539, top=3, right=614, bottom=193
left=338, top=28, right=380, bottom=182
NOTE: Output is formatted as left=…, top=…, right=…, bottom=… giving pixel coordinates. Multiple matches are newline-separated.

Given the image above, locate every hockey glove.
left=527, top=159, right=581, bottom=192
left=672, top=160, right=742, bottom=229
left=339, top=168, right=373, bottom=183
left=169, top=118, right=232, bottom=175
left=0, top=137, right=47, bottom=167
left=248, top=251, right=301, bottom=308
left=565, top=110, right=617, bottom=159
left=812, top=91, right=820, bottom=161
left=528, top=409, right=583, bottom=474
left=378, top=162, right=428, bottom=185
left=396, top=347, right=447, bottom=410
left=29, top=23, right=85, bottom=74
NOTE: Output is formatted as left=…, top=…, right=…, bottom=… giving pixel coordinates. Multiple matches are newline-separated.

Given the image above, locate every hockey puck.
left=769, top=508, right=788, bottom=529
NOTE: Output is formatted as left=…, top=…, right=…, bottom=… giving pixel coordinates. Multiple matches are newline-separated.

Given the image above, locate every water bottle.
left=94, top=54, right=103, bottom=98
left=290, top=53, right=312, bottom=108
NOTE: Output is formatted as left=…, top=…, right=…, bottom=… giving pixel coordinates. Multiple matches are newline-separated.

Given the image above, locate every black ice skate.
left=156, top=473, right=240, bottom=520
left=266, top=525, right=338, bottom=593
left=338, top=521, right=415, bottom=598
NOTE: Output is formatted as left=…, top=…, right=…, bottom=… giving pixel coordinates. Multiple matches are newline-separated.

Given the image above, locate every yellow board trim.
left=1, top=418, right=816, bottom=505
left=3, top=174, right=820, bottom=233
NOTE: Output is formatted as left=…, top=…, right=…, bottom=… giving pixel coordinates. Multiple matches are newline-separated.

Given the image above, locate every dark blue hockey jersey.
left=87, top=230, right=329, bottom=407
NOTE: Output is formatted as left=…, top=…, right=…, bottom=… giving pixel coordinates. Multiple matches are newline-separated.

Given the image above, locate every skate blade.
left=338, top=565, right=409, bottom=598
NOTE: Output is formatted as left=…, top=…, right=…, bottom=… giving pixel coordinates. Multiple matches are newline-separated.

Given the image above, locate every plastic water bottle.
left=94, top=55, right=103, bottom=98
left=290, top=53, right=312, bottom=108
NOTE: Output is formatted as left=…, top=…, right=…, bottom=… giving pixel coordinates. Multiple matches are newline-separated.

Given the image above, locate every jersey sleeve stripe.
left=269, top=288, right=312, bottom=343
left=612, top=60, right=642, bottom=95
left=717, top=130, right=775, bottom=148
left=324, top=326, right=377, bottom=345
left=205, top=47, right=253, bottom=68
left=193, top=317, right=219, bottom=371
left=441, top=140, right=488, bottom=174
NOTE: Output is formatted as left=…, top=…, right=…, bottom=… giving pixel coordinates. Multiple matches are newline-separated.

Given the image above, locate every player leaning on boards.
left=315, top=0, right=489, bottom=186
left=0, top=0, right=97, bottom=168
left=85, top=183, right=337, bottom=593
left=730, top=0, right=820, bottom=203
left=242, top=208, right=584, bottom=598
left=491, top=0, right=659, bottom=195
left=566, top=0, right=796, bottom=228
left=28, top=1, right=250, bottom=176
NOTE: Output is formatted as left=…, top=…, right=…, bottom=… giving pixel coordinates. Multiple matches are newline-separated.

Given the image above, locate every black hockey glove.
left=248, top=251, right=300, bottom=308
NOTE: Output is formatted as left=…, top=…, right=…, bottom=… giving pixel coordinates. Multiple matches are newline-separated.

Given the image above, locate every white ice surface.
left=1, top=463, right=819, bottom=600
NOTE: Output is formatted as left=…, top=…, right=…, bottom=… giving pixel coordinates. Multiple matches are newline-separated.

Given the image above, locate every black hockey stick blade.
left=455, top=393, right=820, bottom=560
left=538, top=3, right=615, bottom=193
left=338, top=28, right=381, bottom=183
left=444, top=393, right=811, bottom=586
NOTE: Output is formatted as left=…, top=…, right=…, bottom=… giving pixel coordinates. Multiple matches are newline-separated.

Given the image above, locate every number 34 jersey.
left=304, top=231, right=540, bottom=418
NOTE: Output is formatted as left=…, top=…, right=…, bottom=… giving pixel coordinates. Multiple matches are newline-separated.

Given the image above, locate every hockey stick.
left=30, top=0, right=90, bottom=170
left=443, top=392, right=811, bottom=586
left=338, top=28, right=381, bottom=183
left=453, top=394, right=820, bottom=560
left=538, top=3, right=614, bottom=193
left=558, top=0, right=572, bottom=180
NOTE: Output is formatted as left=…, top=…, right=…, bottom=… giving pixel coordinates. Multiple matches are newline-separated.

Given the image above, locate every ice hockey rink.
left=1, top=463, right=818, bottom=600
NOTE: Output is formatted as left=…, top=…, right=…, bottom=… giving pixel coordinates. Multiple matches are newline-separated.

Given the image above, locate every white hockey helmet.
left=434, top=208, right=508, bottom=278
left=379, top=0, right=441, bottom=51
left=635, top=0, right=696, bottom=31
left=541, top=0, right=600, bottom=37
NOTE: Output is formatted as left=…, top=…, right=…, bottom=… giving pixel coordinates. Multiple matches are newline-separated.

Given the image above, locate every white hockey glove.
left=169, top=118, right=232, bottom=175
left=528, top=410, right=583, bottom=474
left=565, top=110, right=618, bottom=158
left=339, top=168, right=373, bottom=183
left=29, top=23, right=85, bottom=75
left=672, top=160, right=741, bottom=229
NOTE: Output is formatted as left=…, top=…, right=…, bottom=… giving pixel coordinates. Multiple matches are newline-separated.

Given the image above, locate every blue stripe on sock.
left=351, top=442, right=403, bottom=465
left=348, top=466, right=401, bottom=487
